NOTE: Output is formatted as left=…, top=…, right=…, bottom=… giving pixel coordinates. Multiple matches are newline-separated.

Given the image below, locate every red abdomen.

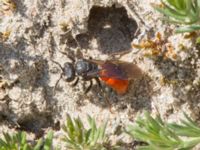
left=100, top=77, right=129, bottom=95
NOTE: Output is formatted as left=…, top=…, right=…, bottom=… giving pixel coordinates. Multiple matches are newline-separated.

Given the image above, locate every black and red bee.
left=52, top=54, right=142, bottom=95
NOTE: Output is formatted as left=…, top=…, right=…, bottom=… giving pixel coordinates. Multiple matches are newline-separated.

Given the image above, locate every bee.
left=52, top=54, right=142, bottom=95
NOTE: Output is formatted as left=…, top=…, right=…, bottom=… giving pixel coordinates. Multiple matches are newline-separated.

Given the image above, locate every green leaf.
left=126, top=111, right=200, bottom=150
left=99, top=121, right=107, bottom=141
left=3, top=132, right=12, bottom=144
left=88, top=116, right=97, bottom=144
left=85, top=129, right=91, bottom=144
left=154, top=6, right=189, bottom=23
left=181, top=137, right=200, bottom=149
left=33, top=138, right=43, bottom=150
left=74, top=117, right=84, bottom=144
left=196, top=36, right=200, bottom=44
left=153, top=0, right=200, bottom=33
left=64, top=114, right=76, bottom=141
left=43, top=131, right=53, bottom=150
left=62, top=114, right=109, bottom=150
left=176, top=25, right=200, bottom=33
left=0, top=138, right=8, bottom=147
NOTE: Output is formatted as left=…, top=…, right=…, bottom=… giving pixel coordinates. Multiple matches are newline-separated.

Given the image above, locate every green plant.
left=0, top=131, right=54, bottom=150
left=153, top=0, right=200, bottom=33
left=126, top=111, right=200, bottom=150
left=0, top=131, right=30, bottom=150
left=34, top=131, right=54, bottom=150
left=62, top=114, right=109, bottom=150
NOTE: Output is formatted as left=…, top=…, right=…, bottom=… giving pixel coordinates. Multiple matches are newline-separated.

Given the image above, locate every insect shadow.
left=88, top=73, right=153, bottom=112
left=153, top=55, right=200, bottom=116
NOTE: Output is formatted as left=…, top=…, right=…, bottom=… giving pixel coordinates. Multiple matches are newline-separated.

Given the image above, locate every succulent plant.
left=0, top=131, right=53, bottom=150
left=153, top=0, right=200, bottom=33
left=62, top=114, right=109, bottom=150
left=126, top=111, right=200, bottom=150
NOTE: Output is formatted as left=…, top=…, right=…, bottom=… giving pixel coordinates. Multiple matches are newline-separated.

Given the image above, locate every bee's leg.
left=84, top=80, right=93, bottom=94
left=95, top=77, right=102, bottom=88
left=94, top=78, right=113, bottom=112
left=97, top=81, right=113, bottom=113
left=53, top=73, right=63, bottom=94
left=71, top=77, right=79, bottom=87
left=67, top=53, right=76, bottom=63
left=102, top=90, right=113, bottom=113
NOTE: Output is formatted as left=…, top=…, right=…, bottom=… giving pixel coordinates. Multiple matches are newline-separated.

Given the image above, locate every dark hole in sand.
left=76, top=5, right=138, bottom=54
left=16, top=113, right=53, bottom=138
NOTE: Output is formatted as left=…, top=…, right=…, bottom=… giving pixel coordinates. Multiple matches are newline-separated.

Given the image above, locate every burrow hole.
left=76, top=4, right=138, bottom=54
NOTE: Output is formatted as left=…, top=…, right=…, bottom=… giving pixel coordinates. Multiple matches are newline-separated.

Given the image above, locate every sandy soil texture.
left=1, top=0, right=200, bottom=149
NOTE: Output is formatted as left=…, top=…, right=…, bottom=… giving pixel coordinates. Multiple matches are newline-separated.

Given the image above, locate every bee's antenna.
left=53, top=74, right=62, bottom=95
left=57, top=50, right=76, bottom=63
left=50, top=59, right=64, bottom=95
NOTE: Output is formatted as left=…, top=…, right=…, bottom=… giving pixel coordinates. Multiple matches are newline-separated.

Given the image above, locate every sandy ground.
left=1, top=0, right=200, bottom=149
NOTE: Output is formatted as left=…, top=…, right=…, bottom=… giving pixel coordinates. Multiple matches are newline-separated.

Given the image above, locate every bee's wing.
left=95, top=60, right=143, bottom=80
left=88, top=59, right=142, bottom=95
left=107, top=49, right=132, bottom=56
left=87, top=59, right=105, bottom=65
left=115, top=61, right=143, bottom=80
